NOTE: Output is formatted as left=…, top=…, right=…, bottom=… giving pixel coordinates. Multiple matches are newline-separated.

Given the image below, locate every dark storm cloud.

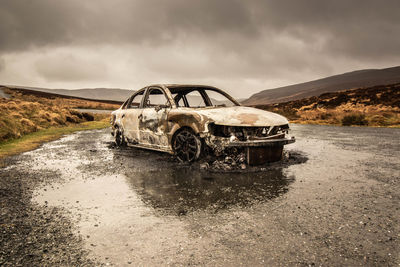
left=0, top=0, right=254, bottom=50
left=0, top=57, right=5, bottom=72
left=0, top=0, right=399, bottom=95
left=250, top=0, right=400, bottom=60
left=34, top=53, right=108, bottom=82
left=0, top=0, right=399, bottom=60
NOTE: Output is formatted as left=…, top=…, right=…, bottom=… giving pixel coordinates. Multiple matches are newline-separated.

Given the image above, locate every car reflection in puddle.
left=111, top=146, right=307, bottom=215
left=31, top=131, right=308, bottom=265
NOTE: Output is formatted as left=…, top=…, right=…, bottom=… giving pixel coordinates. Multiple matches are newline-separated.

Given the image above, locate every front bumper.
left=229, top=136, right=295, bottom=165
left=227, top=136, right=296, bottom=147
left=205, top=134, right=296, bottom=165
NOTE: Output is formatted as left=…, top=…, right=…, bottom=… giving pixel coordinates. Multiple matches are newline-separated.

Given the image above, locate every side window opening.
left=144, top=88, right=170, bottom=108
left=176, top=96, right=185, bottom=107
left=185, top=90, right=207, bottom=107
left=173, top=90, right=206, bottom=108
left=126, top=90, right=144, bottom=109
left=174, top=93, right=188, bottom=107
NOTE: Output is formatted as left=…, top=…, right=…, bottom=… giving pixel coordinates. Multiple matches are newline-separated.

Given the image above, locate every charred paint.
left=110, top=84, right=295, bottom=164
left=139, top=108, right=170, bottom=147
left=167, top=111, right=208, bottom=134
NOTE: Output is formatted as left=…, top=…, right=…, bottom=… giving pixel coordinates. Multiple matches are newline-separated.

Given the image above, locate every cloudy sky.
left=0, top=0, right=399, bottom=98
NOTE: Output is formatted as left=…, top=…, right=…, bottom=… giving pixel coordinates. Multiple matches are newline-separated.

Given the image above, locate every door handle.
left=122, top=114, right=125, bottom=118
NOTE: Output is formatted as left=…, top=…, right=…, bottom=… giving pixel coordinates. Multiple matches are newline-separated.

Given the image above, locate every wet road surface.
left=74, top=108, right=113, bottom=114
left=0, top=88, right=10, bottom=99
left=1, top=124, right=399, bottom=266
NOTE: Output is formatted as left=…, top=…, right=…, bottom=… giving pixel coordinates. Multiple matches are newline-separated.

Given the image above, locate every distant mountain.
left=0, top=85, right=235, bottom=107
left=243, top=66, right=400, bottom=105
left=2, top=85, right=133, bottom=102
left=0, top=86, right=124, bottom=105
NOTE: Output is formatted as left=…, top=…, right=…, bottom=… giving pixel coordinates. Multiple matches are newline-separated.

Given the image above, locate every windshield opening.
left=170, top=87, right=239, bottom=108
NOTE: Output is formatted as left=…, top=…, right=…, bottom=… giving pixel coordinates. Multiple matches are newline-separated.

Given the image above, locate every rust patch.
left=236, top=113, right=259, bottom=125
left=168, top=111, right=207, bottom=134
left=168, top=112, right=202, bottom=124
left=111, top=84, right=295, bottom=163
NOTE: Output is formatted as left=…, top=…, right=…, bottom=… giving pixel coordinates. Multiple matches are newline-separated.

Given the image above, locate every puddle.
left=30, top=129, right=306, bottom=264
left=23, top=125, right=400, bottom=266
left=34, top=174, right=188, bottom=265
left=124, top=168, right=295, bottom=214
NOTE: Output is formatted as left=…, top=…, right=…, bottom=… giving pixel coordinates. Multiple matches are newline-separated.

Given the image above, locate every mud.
left=1, top=124, right=399, bottom=266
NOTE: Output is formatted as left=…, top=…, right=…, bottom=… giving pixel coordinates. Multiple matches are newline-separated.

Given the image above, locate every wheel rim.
left=173, top=130, right=200, bottom=162
left=115, top=131, right=121, bottom=145
left=115, top=130, right=123, bottom=146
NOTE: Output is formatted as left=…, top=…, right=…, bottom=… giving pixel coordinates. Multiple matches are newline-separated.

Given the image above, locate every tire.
left=173, top=128, right=202, bottom=162
left=115, top=129, right=126, bottom=147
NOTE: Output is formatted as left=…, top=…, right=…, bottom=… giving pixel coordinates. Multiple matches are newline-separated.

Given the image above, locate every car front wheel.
left=173, top=129, right=201, bottom=162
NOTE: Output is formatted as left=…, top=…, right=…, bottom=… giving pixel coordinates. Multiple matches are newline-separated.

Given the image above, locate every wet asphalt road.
left=1, top=124, right=399, bottom=266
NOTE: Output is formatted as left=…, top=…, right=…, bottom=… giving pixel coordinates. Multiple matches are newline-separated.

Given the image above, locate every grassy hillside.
left=1, top=86, right=123, bottom=107
left=253, top=83, right=400, bottom=127
left=244, top=66, right=400, bottom=105
left=3, top=85, right=133, bottom=102
left=0, top=87, right=120, bottom=142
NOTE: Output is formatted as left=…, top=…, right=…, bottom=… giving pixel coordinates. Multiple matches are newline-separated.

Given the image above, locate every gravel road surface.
left=1, top=124, right=399, bottom=266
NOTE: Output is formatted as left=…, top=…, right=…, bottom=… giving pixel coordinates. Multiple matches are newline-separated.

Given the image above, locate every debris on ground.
left=197, top=151, right=245, bottom=171
left=197, top=149, right=302, bottom=172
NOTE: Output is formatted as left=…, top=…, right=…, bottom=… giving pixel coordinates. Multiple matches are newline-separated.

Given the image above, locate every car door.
left=139, top=87, right=171, bottom=149
left=121, top=89, right=145, bottom=143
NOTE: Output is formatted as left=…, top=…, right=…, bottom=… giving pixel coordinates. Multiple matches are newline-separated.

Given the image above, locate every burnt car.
left=111, top=84, right=295, bottom=165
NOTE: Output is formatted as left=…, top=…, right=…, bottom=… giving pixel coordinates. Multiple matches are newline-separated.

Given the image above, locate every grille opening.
left=208, top=123, right=289, bottom=141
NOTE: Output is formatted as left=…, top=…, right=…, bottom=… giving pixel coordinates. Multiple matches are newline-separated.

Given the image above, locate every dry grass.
left=257, top=84, right=400, bottom=127
left=290, top=103, right=400, bottom=127
left=0, top=87, right=120, bottom=163
left=0, top=120, right=110, bottom=163
left=6, top=88, right=120, bottom=110
left=0, top=88, right=119, bottom=142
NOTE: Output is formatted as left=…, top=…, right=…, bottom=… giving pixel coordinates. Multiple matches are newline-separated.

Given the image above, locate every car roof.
left=148, top=84, right=220, bottom=94
left=133, top=84, right=240, bottom=106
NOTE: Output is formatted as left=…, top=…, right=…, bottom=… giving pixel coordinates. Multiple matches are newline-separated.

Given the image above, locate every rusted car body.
left=111, top=84, right=295, bottom=165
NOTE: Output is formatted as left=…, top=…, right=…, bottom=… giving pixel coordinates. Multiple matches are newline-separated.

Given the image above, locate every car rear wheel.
left=115, top=129, right=126, bottom=147
left=173, top=129, right=201, bottom=162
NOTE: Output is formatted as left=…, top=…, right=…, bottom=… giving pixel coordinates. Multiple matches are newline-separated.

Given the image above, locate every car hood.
left=194, top=106, right=289, bottom=127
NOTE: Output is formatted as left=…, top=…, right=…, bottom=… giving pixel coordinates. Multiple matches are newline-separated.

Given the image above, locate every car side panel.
left=139, top=108, right=170, bottom=148
left=166, top=108, right=210, bottom=142
left=122, top=108, right=142, bottom=143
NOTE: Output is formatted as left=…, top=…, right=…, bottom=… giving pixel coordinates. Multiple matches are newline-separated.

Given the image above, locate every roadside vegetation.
left=0, top=120, right=109, bottom=161
left=0, top=87, right=120, bottom=161
left=255, top=83, right=400, bottom=127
